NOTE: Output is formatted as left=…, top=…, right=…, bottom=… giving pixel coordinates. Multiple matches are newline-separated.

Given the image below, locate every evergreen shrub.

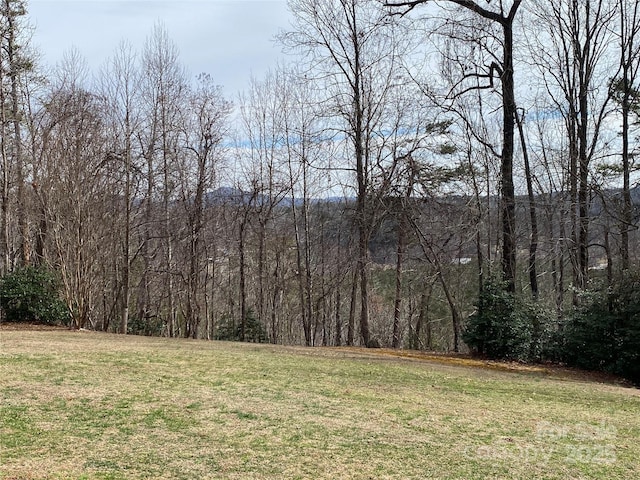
left=563, top=272, right=640, bottom=384
left=463, top=277, right=549, bottom=362
left=215, top=308, right=267, bottom=343
left=0, top=266, right=70, bottom=325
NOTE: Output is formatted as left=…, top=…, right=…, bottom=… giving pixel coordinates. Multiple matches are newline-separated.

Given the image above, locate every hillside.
left=1, top=329, right=639, bottom=479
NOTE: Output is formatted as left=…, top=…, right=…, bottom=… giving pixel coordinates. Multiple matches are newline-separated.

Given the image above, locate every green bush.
left=463, top=278, right=548, bottom=362
left=0, top=266, right=70, bottom=325
left=127, top=314, right=165, bottom=337
left=215, top=308, right=267, bottom=343
left=562, top=273, right=640, bottom=384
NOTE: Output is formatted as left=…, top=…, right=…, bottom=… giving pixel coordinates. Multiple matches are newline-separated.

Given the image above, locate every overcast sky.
left=28, top=0, right=292, bottom=95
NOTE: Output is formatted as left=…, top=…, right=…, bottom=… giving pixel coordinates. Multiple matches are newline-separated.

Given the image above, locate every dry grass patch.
left=1, top=330, right=639, bottom=479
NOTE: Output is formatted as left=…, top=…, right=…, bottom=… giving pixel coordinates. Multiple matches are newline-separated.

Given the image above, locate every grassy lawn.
left=1, top=329, right=639, bottom=479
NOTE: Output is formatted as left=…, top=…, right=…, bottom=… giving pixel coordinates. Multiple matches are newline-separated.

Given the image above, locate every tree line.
left=1, top=0, right=639, bottom=377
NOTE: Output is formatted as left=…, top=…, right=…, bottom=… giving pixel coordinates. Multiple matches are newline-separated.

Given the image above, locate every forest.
left=1, top=0, right=639, bottom=381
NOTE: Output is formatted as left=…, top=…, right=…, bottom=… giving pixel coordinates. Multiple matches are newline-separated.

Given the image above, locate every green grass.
left=1, top=330, right=639, bottom=479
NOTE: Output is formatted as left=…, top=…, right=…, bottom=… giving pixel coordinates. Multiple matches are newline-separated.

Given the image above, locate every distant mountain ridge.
left=205, top=187, right=352, bottom=207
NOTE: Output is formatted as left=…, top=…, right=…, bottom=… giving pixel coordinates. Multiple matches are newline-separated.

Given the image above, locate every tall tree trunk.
left=347, top=269, right=358, bottom=346
left=162, top=129, right=175, bottom=336
left=355, top=159, right=371, bottom=347
left=258, top=220, right=266, bottom=330
left=515, top=109, right=539, bottom=299
left=238, top=216, right=248, bottom=342
left=617, top=0, right=640, bottom=273
left=121, top=106, right=133, bottom=335
left=620, top=86, right=632, bottom=272
left=578, top=76, right=590, bottom=291
left=567, top=119, right=579, bottom=304
left=392, top=210, right=406, bottom=348
left=6, top=1, right=29, bottom=266
left=334, top=287, right=342, bottom=346
left=0, top=97, right=9, bottom=273
left=500, top=20, right=517, bottom=293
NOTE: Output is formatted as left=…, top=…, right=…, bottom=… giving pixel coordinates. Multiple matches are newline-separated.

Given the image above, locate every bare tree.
left=177, top=73, right=231, bottom=338
left=281, top=0, right=412, bottom=346
left=611, top=0, right=640, bottom=272
left=99, top=41, right=142, bottom=334
left=139, top=23, right=187, bottom=336
left=529, top=0, right=617, bottom=292
left=279, top=67, right=327, bottom=346
left=0, top=0, right=32, bottom=272
left=38, top=50, right=110, bottom=329
left=387, top=0, right=522, bottom=293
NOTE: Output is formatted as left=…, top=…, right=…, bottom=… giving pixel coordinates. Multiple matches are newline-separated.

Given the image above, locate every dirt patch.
left=329, top=346, right=634, bottom=387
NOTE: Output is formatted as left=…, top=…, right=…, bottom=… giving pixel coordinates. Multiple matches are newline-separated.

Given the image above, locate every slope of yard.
left=1, top=329, right=639, bottom=479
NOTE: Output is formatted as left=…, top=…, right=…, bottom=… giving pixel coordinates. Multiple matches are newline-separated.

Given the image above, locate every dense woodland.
left=1, top=0, right=639, bottom=377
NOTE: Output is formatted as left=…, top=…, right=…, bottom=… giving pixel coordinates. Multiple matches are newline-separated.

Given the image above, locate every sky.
left=27, top=0, right=292, bottom=95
